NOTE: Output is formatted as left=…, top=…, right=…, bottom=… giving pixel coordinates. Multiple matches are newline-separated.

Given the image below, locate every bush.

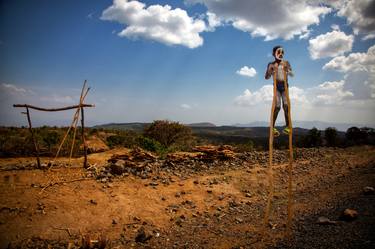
left=235, top=139, right=254, bottom=152
left=137, top=136, right=166, bottom=154
left=143, top=120, right=195, bottom=150
left=41, top=130, right=60, bottom=153
left=324, top=127, right=338, bottom=147
left=106, top=131, right=139, bottom=148
left=301, top=127, right=322, bottom=148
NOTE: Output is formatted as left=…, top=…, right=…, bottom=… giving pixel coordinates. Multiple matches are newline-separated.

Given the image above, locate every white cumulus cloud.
left=236, top=66, right=257, bottom=78
left=308, top=30, right=354, bottom=59
left=206, top=12, right=221, bottom=31
left=187, top=0, right=331, bottom=40
left=336, top=0, right=375, bottom=40
left=234, top=85, right=273, bottom=106
left=101, top=0, right=206, bottom=48
left=311, top=80, right=354, bottom=105
left=323, top=45, right=375, bottom=99
left=233, top=85, right=308, bottom=107
left=233, top=82, right=357, bottom=107
left=323, top=44, right=375, bottom=72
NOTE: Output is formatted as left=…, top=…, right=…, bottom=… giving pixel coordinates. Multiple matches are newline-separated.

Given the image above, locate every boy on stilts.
left=265, top=46, right=294, bottom=136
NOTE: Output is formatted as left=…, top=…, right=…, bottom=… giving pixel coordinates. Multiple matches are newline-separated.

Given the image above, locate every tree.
left=143, top=120, right=194, bottom=150
left=303, top=127, right=322, bottom=147
left=345, top=126, right=367, bottom=145
left=324, top=127, right=338, bottom=147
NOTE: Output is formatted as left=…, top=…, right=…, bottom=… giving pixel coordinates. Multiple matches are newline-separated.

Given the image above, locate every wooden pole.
left=25, top=107, right=41, bottom=168
left=81, top=106, right=87, bottom=168
left=13, top=103, right=94, bottom=112
left=79, top=83, right=89, bottom=169
left=283, top=61, right=294, bottom=237
left=264, top=64, right=277, bottom=228
left=68, top=83, right=89, bottom=166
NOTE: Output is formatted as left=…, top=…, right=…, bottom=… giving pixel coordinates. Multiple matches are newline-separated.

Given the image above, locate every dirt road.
left=0, top=146, right=374, bottom=248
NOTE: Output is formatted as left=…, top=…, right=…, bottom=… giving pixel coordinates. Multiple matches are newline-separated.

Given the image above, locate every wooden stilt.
left=263, top=61, right=294, bottom=239
left=264, top=64, right=278, bottom=228
left=283, top=62, right=294, bottom=237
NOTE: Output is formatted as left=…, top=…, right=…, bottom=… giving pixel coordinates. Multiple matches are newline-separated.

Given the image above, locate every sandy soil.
left=0, top=146, right=374, bottom=248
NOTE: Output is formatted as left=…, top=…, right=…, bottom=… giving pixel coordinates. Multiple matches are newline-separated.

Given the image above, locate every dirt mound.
left=83, top=135, right=109, bottom=154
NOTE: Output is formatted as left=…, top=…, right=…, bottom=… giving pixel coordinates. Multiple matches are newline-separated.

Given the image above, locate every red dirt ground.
left=0, top=146, right=374, bottom=248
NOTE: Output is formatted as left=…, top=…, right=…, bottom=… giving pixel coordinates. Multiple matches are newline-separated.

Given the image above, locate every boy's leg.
left=272, top=90, right=281, bottom=137
left=281, top=91, right=289, bottom=127
left=281, top=91, right=291, bottom=135
left=273, top=90, right=281, bottom=127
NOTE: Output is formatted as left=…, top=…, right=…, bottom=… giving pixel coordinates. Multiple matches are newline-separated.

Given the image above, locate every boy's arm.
left=265, top=63, right=273, bottom=80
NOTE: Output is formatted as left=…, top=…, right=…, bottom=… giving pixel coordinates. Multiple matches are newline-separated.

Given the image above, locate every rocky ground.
left=0, top=146, right=374, bottom=248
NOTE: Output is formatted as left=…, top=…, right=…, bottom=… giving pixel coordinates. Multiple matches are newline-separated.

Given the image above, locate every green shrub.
left=137, top=136, right=166, bottom=154
left=143, top=120, right=195, bottom=150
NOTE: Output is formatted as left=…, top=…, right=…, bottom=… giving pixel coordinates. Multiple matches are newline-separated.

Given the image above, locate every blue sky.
left=1, top=0, right=375, bottom=127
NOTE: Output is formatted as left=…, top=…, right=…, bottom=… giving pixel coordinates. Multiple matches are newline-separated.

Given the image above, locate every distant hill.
left=93, top=122, right=148, bottom=132
left=93, top=122, right=320, bottom=139
left=93, top=122, right=217, bottom=130
left=92, top=122, right=350, bottom=149
left=233, top=120, right=373, bottom=132
left=187, top=122, right=216, bottom=127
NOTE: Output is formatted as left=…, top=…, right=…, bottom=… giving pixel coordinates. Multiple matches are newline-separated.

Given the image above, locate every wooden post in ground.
left=25, top=107, right=41, bottom=168
left=81, top=106, right=87, bottom=168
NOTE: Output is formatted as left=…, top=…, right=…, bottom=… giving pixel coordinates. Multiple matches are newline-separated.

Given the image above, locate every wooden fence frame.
left=13, top=81, right=94, bottom=168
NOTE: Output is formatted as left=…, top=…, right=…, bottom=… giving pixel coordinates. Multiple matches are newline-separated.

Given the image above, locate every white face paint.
left=275, top=47, right=284, bottom=61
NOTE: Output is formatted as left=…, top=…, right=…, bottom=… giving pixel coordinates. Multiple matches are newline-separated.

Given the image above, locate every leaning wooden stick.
left=52, top=82, right=89, bottom=167
left=53, top=108, right=81, bottom=164
left=68, top=84, right=90, bottom=166
left=68, top=114, right=80, bottom=166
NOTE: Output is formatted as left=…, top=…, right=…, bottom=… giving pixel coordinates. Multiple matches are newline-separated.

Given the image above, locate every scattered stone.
left=112, top=219, right=118, bottom=225
left=110, top=161, right=126, bottom=175
left=135, top=227, right=152, bottom=243
left=245, top=193, right=252, bottom=198
left=363, top=186, right=375, bottom=195
left=316, top=216, right=337, bottom=225
left=175, top=217, right=183, bottom=226
left=89, top=199, right=97, bottom=205
left=149, top=182, right=159, bottom=186
left=235, top=217, right=243, bottom=223
left=218, top=194, right=225, bottom=201
left=340, top=208, right=358, bottom=221
left=207, top=190, right=213, bottom=194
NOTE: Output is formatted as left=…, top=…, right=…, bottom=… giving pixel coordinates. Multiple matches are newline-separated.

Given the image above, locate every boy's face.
left=274, top=47, right=284, bottom=60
